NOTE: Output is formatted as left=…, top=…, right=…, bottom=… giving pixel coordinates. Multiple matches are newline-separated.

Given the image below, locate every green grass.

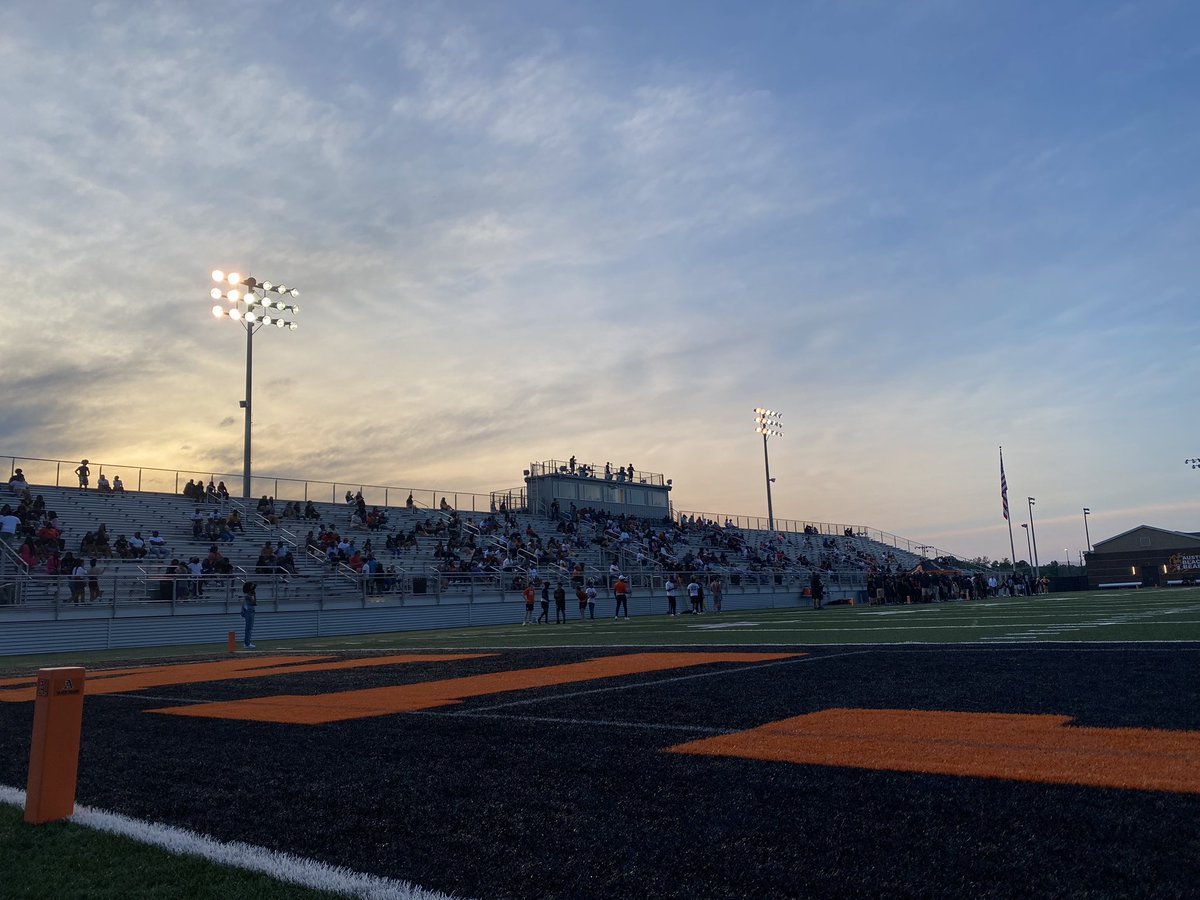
left=0, top=804, right=340, bottom=900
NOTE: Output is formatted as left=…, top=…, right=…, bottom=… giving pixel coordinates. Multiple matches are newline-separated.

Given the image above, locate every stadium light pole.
left=1083, top=507, right=1092, bottom=552
left=1027, top=497, right=1040, bottom=579
left=1020, top=523, right=1032, bottom=570
left=209, top=270, right=300, bottom=499
left=754, top=408, right=782, bottom=531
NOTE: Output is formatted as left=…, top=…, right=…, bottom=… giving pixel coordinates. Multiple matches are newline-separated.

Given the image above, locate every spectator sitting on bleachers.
left=183, top=479, right=201, bottom=501
left=206, top=480, right=218, bottom=503
left=9, top=469, right=29, bottom=493
left=304, top=500, right=319, bottom=520
left=112, top=475, right=125, bottom=493
left=128, top=532, right=147, bottom=559
left=147, top=531, right=167, bottom=558
left=191, top=508, right=205, bottom=539
left=257, top=496, right=279, bottom=525
left=18, top=537, right=38, bottom=568
left=227, top=509, right=245, bottom=533
left=254, top=542, right=275, bottom=574
left=97, top=473, right=111, bottom=492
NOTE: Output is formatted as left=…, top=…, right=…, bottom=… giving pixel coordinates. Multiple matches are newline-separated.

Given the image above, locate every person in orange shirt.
left=613, top=575, right=630, bottom=620
left=522, top=582, right=536, bottom=625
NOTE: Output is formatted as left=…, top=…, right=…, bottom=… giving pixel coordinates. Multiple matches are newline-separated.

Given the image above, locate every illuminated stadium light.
left=753, top=407, right=783, bottom=531
left=208, top=268, right=301, bottom=498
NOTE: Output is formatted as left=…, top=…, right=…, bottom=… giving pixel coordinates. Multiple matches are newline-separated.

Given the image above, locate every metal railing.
left=673, top=509, right=965, bottom=561
left=2, top=453, right=524, bottom=515
left=528, top=459, right=666, bottom=486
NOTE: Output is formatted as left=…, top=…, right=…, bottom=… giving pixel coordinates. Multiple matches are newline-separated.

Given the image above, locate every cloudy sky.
left=3, top=0, right=1198, bottom=562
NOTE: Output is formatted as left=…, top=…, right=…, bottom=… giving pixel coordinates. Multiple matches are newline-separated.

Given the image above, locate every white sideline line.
left=0, top=784, right=463, bottom=900
left=460, top=651, right=872, bottom=713
left=416, top=710, right=736, bottom=735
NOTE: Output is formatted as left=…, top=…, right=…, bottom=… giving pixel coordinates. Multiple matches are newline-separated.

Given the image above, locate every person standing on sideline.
left=687, top=578, right=701, bottom=615
left=576, top=584, right=589, bottom=620
left=75, top=459, right=90, bottom=490
left=613, top=575, right=630, bottom=620
left=554, top=581, right=567, bottom=623
left=810, top=571, right=825, bottom=610
left=585, top=581, right=597, bottom=619
left=664, top=576, right=678, bottom=616
left=87, top=558, right=106, bottom=602
left=240, top=581, right=258, bottom=648
left=708, top=575, right=723, bottom=613
left=538, top=580, right=550, bottom=624
left=523, top=581, right=536, bottom=625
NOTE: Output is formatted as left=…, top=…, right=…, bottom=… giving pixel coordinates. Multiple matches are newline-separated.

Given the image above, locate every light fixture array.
left=754, top=407, right=783, bottom=438
left=209, top=269, right=299, bottom=330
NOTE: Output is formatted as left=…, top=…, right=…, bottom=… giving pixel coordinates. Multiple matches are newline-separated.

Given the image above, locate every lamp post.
left=753, top=408, right=782, bottom=531
left=1083, top=507, right=1092, bottom=552
left=1021, top=523, right=1032, bottom=570
left=1027, top=497, right=1040, bottom=579
left=210, top=270, right=300, bottom=499
left=1064, top=549, right=1070, bottom=573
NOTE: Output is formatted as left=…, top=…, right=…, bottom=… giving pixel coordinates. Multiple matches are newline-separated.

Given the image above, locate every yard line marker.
left=0, top=784, right=463, bottom=899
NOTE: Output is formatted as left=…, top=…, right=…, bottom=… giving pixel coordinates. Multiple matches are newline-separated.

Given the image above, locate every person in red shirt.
left=522, top=582, right=536, bottom=625
left=613, top=576, right=630, bottom=620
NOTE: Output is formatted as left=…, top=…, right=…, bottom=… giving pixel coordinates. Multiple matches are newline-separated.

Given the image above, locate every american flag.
left=1000, top=449, right=1010, bottom=521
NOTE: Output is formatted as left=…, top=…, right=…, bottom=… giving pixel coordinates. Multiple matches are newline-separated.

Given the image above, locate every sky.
left=2, top=0, right=1199, bottom=563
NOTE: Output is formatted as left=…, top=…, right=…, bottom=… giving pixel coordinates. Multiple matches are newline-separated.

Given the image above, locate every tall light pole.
left=1083, top=507, right=1092, bottom=552
left=753, top=407, right=782, bottom=531
left=1020, top=523, right=1032, bottom=569
left=210, top=270, right=300, bottom=499
left=1027, top=497, right=1040, bottom=579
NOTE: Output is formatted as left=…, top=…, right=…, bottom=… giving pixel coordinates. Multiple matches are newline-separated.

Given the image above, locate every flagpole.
left=1001, top=446, right=1017, bottom=577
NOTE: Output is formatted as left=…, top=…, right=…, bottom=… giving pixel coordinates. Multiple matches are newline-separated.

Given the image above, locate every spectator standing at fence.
left=810, top=572, right=824, bottom=610
left=554, top=581, right=567, bottom=623
left=522, top=582, right=536, bottom=626
left=709, top=576, right=723, bottom=613
left=665, top=577, right=678, bottom=616
left=69, top=557, right=87, bottom=604
left=687, top=578, right=701, bottom=614
left=613, top=575, right=630, bottom=620
left=585, top=582, right=597, bottom=619
left=537, top=580, right=550, bottom=624
left=87, top=558, right=106, bottom=602
left=75, top=459, right=90, bottom=490
left=240, top=582, right=258, bottom=649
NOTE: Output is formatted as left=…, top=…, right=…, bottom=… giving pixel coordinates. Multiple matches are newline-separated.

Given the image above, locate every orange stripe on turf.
left=150, top=652, right=801, bottom=724
left=667, top=708, right=1200, bottom=794
left=0, top=655, right=493, bottom=702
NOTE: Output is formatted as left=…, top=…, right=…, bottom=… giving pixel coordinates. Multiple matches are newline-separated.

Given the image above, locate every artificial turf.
left=3, top=592, right=1200, bottom=898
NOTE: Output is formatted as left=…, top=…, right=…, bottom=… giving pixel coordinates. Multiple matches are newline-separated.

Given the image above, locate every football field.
left=2, top=589, right=1199, bottom=898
